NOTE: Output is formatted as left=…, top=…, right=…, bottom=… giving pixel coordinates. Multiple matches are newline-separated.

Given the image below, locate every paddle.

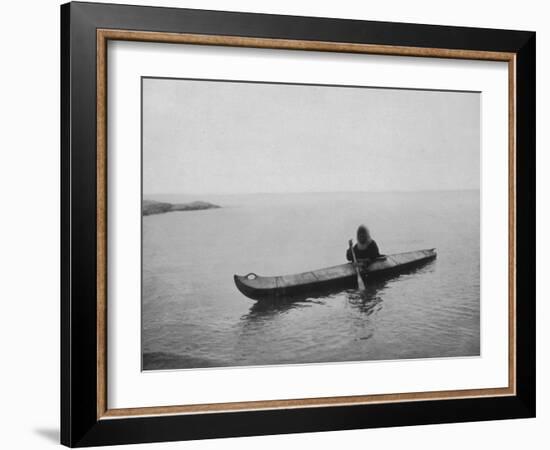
left=348, top=239, right=366, bottom=293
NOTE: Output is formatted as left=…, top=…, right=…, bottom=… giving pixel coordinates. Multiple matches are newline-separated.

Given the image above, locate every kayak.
left=234, top=248, right=436, bottom=300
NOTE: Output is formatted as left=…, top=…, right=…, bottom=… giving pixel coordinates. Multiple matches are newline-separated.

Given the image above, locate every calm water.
left=142, top=191, right=480, bottom=370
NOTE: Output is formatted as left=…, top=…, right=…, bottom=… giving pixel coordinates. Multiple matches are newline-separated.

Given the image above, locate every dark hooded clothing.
left=346, top=240, right=381, bottom=262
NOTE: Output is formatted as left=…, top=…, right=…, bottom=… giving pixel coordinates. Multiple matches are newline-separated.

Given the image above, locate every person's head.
left=357, top=225, right=371, bottom=245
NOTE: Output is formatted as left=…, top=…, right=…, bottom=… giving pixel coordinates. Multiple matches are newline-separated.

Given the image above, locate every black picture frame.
left=61, top=1, right=535, bottom=447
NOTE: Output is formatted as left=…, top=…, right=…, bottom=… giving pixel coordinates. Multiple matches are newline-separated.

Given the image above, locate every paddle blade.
left=357, top=273, right=366, bottom=292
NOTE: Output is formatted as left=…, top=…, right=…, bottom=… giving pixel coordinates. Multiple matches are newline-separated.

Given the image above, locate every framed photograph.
left=61, top=2, right=535, bottom=447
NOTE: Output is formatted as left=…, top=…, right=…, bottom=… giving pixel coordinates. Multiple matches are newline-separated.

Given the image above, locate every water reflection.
left=346, top=290, right=384, bottom=316
left=240, top=291, right=333, bottom=323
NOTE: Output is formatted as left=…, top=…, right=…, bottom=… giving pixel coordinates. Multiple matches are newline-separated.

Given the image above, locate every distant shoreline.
left=143, top=199, right=220, bottom=216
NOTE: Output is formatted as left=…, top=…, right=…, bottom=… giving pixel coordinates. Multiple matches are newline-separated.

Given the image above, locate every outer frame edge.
left=60, top=2, right=72, bottom=447
left=514, top=32, right=536, bottom=418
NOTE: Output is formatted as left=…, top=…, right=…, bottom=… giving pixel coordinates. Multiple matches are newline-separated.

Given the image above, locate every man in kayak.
left=346, top=225, right=381, bottom=265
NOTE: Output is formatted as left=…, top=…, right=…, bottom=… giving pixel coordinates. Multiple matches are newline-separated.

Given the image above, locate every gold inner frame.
left=96, top=29, right=517, bottom=420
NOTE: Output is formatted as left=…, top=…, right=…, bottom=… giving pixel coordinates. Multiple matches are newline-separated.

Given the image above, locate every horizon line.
left=143, top=188, right=481, bottom=197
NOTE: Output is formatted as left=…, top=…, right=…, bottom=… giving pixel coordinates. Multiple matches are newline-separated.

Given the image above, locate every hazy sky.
left=142, top=78, right=480, bottom=195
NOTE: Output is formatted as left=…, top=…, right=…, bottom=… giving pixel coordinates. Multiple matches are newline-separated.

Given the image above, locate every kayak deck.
left=234, top=248, right=436, bottom=300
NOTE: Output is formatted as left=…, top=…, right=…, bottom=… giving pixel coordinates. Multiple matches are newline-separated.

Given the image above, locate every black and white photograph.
left=141, top=77, right=481, bottom=371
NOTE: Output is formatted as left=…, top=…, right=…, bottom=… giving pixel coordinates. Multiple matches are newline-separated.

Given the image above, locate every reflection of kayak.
left=234, top=249, right=436, bottom=300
